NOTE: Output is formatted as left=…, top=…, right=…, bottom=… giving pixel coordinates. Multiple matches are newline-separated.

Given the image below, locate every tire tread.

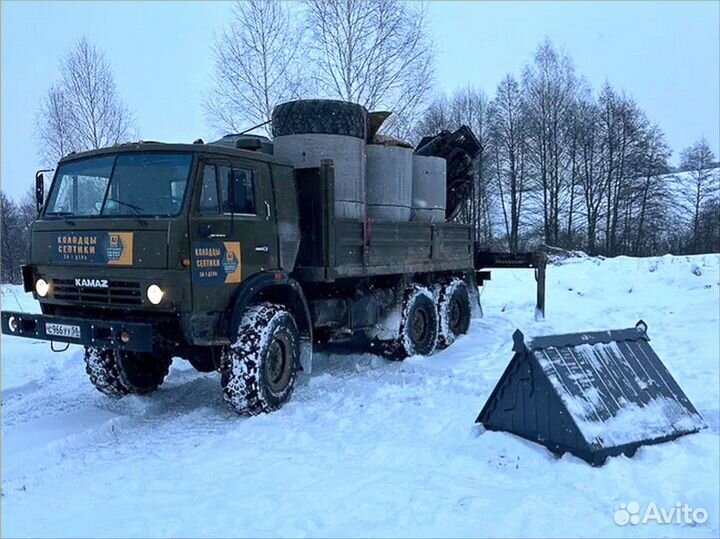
left=272, top=99, right=367, bottom=139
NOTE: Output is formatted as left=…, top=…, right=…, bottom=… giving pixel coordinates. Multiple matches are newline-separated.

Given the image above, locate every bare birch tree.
left=630, top=124, right=670, bottom=255
left=489, top=75, right=527, bottom=251
left=602, top=92, right=647, bottom=255
left=522, top=39, right=578, bottom=247
left=573, top=94, right=606, bottom=254
left=60, top=37, right=133, bottom=150
left=207, top=0, right=306, bottom=136
left=36, top=84, right=76, bottom=165
left=305, top=0, right=434, bottom=138
left=36, top=37, right=133, bottom=164
left=680, top=138, right=718, bottom=252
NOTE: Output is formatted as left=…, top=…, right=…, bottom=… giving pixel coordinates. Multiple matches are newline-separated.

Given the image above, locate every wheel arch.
left=228, top=272, right=313, bottom=371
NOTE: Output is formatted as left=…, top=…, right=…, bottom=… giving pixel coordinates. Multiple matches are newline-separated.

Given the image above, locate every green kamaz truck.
left=1, top=100, right=545, bottom=415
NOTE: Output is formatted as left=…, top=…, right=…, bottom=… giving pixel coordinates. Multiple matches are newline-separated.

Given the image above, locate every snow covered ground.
left=2, top=254, right=718, bottom=538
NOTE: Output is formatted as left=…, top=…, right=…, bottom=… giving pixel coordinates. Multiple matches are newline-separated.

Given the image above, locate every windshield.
left=45, top=152, right=193, bottom=218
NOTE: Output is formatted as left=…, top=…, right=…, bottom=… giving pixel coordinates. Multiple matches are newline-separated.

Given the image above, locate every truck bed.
left=293, top=165, right=473, bottom=282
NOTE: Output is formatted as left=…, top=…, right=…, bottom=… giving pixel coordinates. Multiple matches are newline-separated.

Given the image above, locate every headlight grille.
left=52, top=279, right=142, bottom=306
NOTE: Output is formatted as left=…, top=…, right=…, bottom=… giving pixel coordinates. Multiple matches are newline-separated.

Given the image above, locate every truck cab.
left=3, top=141, right=313, bottom=409
left=33, top=142, right=299, bottom=320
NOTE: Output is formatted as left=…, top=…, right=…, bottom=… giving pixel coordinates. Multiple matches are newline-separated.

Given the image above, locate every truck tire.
left=382, top=285, right=439, bottom=360
left=437, top=279, right=471, bottom=349
left=84, top=347, right=172, bottom=397
left=220, top=303, right=300, bottom=415
left=272, top=99, right=367, bottom=139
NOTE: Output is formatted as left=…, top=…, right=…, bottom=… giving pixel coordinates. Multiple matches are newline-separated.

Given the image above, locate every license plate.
left=45, top=323, right=81, bottom=339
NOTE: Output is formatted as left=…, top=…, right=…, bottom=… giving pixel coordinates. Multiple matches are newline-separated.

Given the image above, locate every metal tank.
left=273, top=134, right=366, bottom=220
left=365, top=145, right=413, bottom=222
left=411, top=155, right=447, bottom=223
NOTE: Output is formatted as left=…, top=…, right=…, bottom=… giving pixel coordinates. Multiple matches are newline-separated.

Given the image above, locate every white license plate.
left=45, top=323, right=81, bottom=339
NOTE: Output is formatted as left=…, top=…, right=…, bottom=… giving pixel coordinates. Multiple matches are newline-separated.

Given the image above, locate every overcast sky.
left=2, top=0, right=719, bottom=200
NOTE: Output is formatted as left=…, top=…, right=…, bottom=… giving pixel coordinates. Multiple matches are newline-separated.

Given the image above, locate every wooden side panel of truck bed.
left=293, top=166, right=473, bottom=282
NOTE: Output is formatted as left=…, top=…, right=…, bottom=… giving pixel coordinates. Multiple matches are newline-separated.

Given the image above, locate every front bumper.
left=1, top=311, right=156, bottom=353
left=23, top=265, right=190, bottom=312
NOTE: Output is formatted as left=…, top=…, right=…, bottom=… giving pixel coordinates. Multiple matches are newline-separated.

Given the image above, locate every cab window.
left=199, top=164, right=219, bottom=213
left=218, top=165, right=255, bottom=215
left=230, top=168, right=256, bottom=214
left=219, top=165, right=232, bottom=213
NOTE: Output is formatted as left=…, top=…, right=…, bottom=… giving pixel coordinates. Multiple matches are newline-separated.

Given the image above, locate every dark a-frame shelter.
left=477, top=321, right=706, bottom=466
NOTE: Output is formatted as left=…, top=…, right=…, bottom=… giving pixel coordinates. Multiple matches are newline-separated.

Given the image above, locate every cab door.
left=189, top=156, right=278, bottom=312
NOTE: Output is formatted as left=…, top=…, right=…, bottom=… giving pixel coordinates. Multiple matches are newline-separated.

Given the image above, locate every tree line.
left=418, top=41, right=719, bottom=257
left=2, top=0, right=718, bottom=283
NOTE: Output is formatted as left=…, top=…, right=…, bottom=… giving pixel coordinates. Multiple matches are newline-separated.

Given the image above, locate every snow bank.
left=1, top=254, right=718, bottom=538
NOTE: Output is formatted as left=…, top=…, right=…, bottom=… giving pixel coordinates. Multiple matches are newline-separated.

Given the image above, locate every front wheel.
left=220, top=303, right=300, bottom=415
left=84, top=347, right=171, bottom=397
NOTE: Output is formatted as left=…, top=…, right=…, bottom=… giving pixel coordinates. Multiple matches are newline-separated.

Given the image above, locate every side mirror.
left=34, top=169, right=52, bottom=214
left=35, top=172, right=44, bottom=214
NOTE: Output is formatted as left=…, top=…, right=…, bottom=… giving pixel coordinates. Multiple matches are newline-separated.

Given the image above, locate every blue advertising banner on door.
left=52, top=232, right=134, bottom=265
left=192, top=241, right=242, bottom=285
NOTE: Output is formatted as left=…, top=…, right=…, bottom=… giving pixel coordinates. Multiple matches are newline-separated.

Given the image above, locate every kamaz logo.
left=74, top=278, right=108, bottom=288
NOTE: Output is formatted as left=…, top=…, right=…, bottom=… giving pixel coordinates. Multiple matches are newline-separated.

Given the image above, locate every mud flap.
left=299, top=340, right=313, bottom=374
left=467, top=274, right=483, bottom=319
left=476, top=321, right=706, bottom=466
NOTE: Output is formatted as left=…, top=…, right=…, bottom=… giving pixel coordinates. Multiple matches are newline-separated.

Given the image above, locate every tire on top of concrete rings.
left=272, top=99, right=368, bottom=139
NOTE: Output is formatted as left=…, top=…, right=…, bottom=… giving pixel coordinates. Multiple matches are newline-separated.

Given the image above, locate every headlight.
left=35, top=278, right=49, bottom=297
left=146, top=284, right=164, bottom=305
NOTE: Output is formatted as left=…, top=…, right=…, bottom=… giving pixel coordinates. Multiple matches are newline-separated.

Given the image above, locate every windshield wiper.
left=103, top=198, right=149, bottom=226
left=105, top=198, right=144, bottom=214
left=45, top=211, right=77, bottom=225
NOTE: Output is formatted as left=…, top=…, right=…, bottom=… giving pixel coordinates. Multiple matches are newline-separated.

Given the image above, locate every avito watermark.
left=614, top=501, right=709, bottom=526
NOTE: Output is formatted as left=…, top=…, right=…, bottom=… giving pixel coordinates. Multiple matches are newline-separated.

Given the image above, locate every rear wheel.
left=381, top=285, right=438, bottom=360
left=437, top=279, right=471, bottom=348
left=220, top=303, right=300, bottom=415
left=84, top=347, right=171, bottom=397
